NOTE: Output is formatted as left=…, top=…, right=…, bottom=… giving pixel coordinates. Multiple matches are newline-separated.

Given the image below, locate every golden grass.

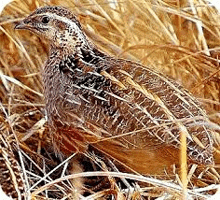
left=0, top=0, right=220, bottom=199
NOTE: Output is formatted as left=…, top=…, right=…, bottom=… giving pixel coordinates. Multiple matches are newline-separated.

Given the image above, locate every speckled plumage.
left=15, top=6, right=214, bottom=175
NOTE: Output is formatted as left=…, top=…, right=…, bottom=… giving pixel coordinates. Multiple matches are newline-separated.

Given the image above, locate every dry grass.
left=0, top=0, right=220, bottom=199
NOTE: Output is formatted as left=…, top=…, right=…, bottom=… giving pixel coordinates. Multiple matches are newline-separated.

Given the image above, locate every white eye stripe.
left=35, top=12, right=89, bottom=48
left=37, top=13, right=81, bottom=32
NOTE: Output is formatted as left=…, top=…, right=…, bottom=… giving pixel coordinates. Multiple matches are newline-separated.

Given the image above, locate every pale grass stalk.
left=180, top=130, right=188, bottom=200
left=31, top=171, right=208, bottom=199
left=189, top=0, right=210, bottom=55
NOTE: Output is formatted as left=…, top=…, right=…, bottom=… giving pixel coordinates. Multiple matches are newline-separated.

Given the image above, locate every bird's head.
left=15, top=6, right=90, bottom=50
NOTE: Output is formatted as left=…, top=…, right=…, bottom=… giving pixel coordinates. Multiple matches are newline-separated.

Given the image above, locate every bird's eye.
left=42, top=16, right=50, bottom=24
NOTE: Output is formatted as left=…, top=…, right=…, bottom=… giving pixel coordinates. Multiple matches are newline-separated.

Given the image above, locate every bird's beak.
left=14, top=20, right=29, bottom=30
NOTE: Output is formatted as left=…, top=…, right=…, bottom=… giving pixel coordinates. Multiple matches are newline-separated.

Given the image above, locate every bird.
left=15, top=6, right=214, bottom=176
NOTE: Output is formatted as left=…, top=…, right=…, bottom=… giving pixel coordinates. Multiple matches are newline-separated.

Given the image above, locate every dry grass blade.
left=180, top=130, right=188, bottom=199
left=31, top=171, right=210, bottom=199
left=0, top=74, right=43, bottom=97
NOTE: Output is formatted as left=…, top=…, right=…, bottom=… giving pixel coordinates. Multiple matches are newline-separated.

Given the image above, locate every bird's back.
left=43, top=48, right=213, bottom=172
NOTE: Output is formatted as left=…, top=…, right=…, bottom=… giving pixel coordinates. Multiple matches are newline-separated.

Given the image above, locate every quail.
left=15, top=6, right=214, bottom=175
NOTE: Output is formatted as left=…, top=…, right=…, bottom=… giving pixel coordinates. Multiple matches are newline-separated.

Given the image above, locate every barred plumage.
left=15, top=6, right=214, bottom=175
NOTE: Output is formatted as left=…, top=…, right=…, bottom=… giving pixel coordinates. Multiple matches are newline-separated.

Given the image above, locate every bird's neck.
left=50, top=40, right=93, bottom=57
left=50, top=34, right=108, bottom=59
left=48, top=40, right=109, bottom=75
